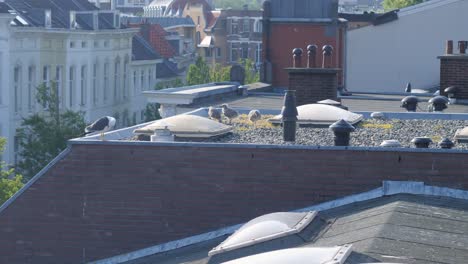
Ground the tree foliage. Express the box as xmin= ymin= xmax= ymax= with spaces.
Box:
xmin=144 ymin=103 xmax=162 ymax=123
xmin=214 ymin=0 xmax=262 ymax=10
xmin=186 ymin=57 xmax=212 ymax=86
xmin=0 ymin=138 xmax=23 ymax=205
xmin=240 ymin=58 xmax=260 ymax=84
xmin=210 ymin=63 xmax=231 ymax=82
xmin=16 ymin=83 xmax=86 ymax=180
xmin=154 ymin=78 xmax=184 ymax=90
xmin=383 ymin=0 xmax=424 ymax=10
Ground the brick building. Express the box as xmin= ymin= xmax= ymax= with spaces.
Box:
xmin=262 ymin=0 xmax=346 ymax=88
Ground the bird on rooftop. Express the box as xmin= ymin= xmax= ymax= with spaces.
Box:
xmin=248 ymin=109 xmax=261 ymax=127
xmin=208 ymin=106 xmax=222 ymax=123
xmin=84 ymin=116 xmax=116 ymax=141
xmin=221 ymin=104 xmax=238 ymax=124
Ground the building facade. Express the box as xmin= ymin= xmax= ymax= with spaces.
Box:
xmin=0 ymin=0 xmax=161 ymax=165
xmin=202 ymin=8 xmax=263 ymax=67
xmin=262 ymin=0 xmax=347 ymax=88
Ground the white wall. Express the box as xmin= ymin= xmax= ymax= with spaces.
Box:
xmin=346 ymin=0 xmax=468 ymax=93
xmin=0 ymin=15 xmax=12 ymax=164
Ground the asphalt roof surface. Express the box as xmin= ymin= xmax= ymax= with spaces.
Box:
xmin=120 ymin=194 xmax=468 ymax=264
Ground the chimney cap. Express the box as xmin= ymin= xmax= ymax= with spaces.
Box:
xmin=439 ymin=138 xmax=455 ymax=149
xmin=329 ymin=119 xmax=355 ymax=133
xmin=444 ymin=86 xmax=458 ymax=94
xmin=429 ymin=96 xmax=449 ymax=104
xmin=292 ymin=48 xmax=303 ymax=56
xmin=307 ymin=44 xmax=318 ymax=52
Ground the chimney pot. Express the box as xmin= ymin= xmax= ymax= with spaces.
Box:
xmin=307 ymin=44 xmax=318 ymax=68
xmin=322 ymin=45 xmax=334 ymax=68
xmin=458 ymin=41 xmax=467 ymax=54
xmin=446 ymin=40 xmax=453 ymax=54
xmin=281 ymin=90 xmax=298 ymax=142
xmin=292 ymin=48 xmax=303 ymax=68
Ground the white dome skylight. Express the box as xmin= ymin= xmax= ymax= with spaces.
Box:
xmin=220 ymin=245 xmax=353 ymax=264
xmin=209 ymin=212 xmax=317 ymax=256
xmin=269 ymin=104 xmax=363 ymax=125
xmin=134 ymin=114 xmax=232 ymax=138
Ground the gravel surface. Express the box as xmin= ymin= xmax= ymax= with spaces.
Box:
xmin=202 ymin=115 xmax=468 ymax=150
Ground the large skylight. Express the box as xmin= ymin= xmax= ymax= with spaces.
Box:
xmin=133 ymin=114 xmax=233 ymax=138
xmin=220 ymin=245 xmax=353 ymax=264
xmin=269 ymin=104 xmax=363 ymax=125
xmin=209 ymin=212 xmax=317 ymax=256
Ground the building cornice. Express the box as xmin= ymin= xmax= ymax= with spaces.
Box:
xmin=11 ymin=27 xmax=139 ymax=36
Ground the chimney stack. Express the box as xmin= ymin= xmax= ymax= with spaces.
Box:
xmin=439 ymin=40 xmax=468 ymax=101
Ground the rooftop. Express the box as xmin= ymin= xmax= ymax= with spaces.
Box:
xmin=93 ymin=181 xmax=468 ymax=264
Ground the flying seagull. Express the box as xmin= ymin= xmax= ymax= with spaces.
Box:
xmin=208 ymin=106 xmax=222 ymax=122
xmin=248 ymin=109 xmax=261 ymax=127
xmin=221 ymin=104 xmax=238 ymax=124
xmin=85 ymin=116 xmax=116 ymax=140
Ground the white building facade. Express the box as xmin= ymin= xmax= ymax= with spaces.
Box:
xmin=0 ymin=7 xmax=160 ymax=165
xmin=346 ymin=0 xmax=468 ymax=93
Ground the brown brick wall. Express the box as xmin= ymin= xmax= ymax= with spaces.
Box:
xmin=1 ymin=143 xmax=468 ymax=263
xmin=287 ymin=68 xmax=338 ymax=105
xmin=265 ymin=23 xmax=345 ymax=88
xmin=439 ymin=56 xmax=468 ymax=99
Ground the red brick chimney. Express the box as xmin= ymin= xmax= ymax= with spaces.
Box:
xmin=439 ymin=40 xmax=468 ymax=100
xmin=285 ymin=45 xmax=339 ymax=106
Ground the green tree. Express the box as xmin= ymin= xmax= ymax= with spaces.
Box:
xmin=214 ymin=0 xmax=261 ymax=10
xmin=0 ymin=138 xmax=23 ymax=205
xmin=383 ymin=0 xmax=424 ymax=10
xmin=154 ymin=78 xmax=184 ymax=90
xmin=240 ymin=58 xmax=260 ymax=84
xmin=210 ymin=63 xmax=231 ymax=82
xmin=16 ymin=83 xmax=86 ymax=180
xmin=144 ymin=103 xmax=162 ymax=122
xmin=186 ymin=57 xmax=212 ymax=85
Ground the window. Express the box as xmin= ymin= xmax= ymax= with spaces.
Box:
xmin=256 ymin=43 xmax=263 ymax=64
xmin=148 ymin=68 xmax=152 ymax=90
xmin=242 ymin=43 xmax=249 ymax=59
xmin=140 ymin=70 xmax=145 ymax=91
xmin=70 ymin=41 xmax=76 ymax=48
xmin=14 ymin=66 xmax=21 ymax=113
xmin=133 ymin=70 xmax=137 ymax=93
xmin=216 ymin=47 xmax=222 ymax=58
xmin=114 ymin=60 xmax=120 ymax=101
xmin=55 ymin=66 xmax=63 ymax=107
xmin=69 ymin=66 xmax=75 ymax=108
xmin=28 ymin=66 xmax=36 ymax=112
xmin=104 ymin=62 xmax=109 ymax=102
xmin=81 ymin=41 xmax=87 ymax=48
xmin=243 ymin=19 xmax=250 ymax=33
xmin=197 ymin=16 xmax=200 ymax=25
xmin=93 ymin=63 xmax=98 ymax=105
xmin=94 ymin=41 xmax=99 ymax=48
xmin=254 ymin=19 xmax=262 ymax=33
xmin=123 ymin=61 xmax=129 ymax=99
xmin=80 ymin=65 xmax=87 ymax=106
xmin=231 ymin=19 xmax=239 ymax=34
xmin=206 ymin=48 xmax=212 ymax=57
xmin=230 ymin=43 xmax=239 ymax=62
xmin=43 ymin=66 xmax=50 ymax=87
xmin=196 ymin=31 xmax=201 ymax=45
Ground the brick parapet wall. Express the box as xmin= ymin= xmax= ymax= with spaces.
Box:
xmin=286 ymin=68 xmax=339 ymax=105
xmin=1 ymin=143 xmax=468 ymax=263
xmin=439 ymin=55 xmax=468 ymax=99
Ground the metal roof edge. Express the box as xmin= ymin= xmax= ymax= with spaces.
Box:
xmin=0 ymin=147 xmax=72 ymax=214
xmin=90 ymin=181 xmax=468 ymax=264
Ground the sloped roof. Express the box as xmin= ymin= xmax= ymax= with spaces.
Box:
xmin=114 ymin=192 xmax=468 ymax=264
xmin=156 ymin=59 xmax=180 ymax=78
xmin=121 ymin=16 xmax=195 ymax=28
xmin=132 ymin=35 xmax=162 ymax=61
xmin=0 ymin=2 xmax=12 ymax=14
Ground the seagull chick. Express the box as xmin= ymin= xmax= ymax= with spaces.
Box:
xmin=208 ymin=106 xmax=222 ymax=122
xmin=85 ymin=116 xmax=116 ymax=141
xmin=221 ymin=104 xmax=238 ymax=124
xmin=248 ymin=109 xmax=261 ymax=127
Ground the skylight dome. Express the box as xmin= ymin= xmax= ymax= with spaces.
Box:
xmin=220 ymin=245 xmax=353 ymax=264
xmin=269 ymin=104 xmax=363 ymax=126
xmin=209 ymin=212 xmax=317 ymax=256
xmin=134 ymin=114 xmax=232 ymax=138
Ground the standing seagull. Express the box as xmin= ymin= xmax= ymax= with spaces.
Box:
xmin=248 ymin=109 xmax=262 ymax=127
xmin=208 ymin=106 xmax=222 ymax=123
xmin=221 ymin=104 xmax=238 ymax=124
xmin=85 ymin=116 xmax=116 ymax=140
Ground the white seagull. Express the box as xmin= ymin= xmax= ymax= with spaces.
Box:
xmin=85 ymin=116 xmax=116 ymax=140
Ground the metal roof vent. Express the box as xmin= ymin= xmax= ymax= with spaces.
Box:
xmin=401 ymin=96 xmax=419 ymax=112
xmin=209 ymin=212 xmax=317 ymax=257
xmin=455 ymin=127 xmax=468 ymax=143
xmin=220 ymin=245 xmax=353 ymax=264
xmin=269 ymin=104 xmax=363 ymax=126
xmin=411 ymin=137 xmax=432 ymax=148
xmin=134 ymin=115 xmax=233 ymax=139
xmin=428 ymin=96 xmax=449 ymax=112
xmin=380 ymin=140 xmax=402 ymax=148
